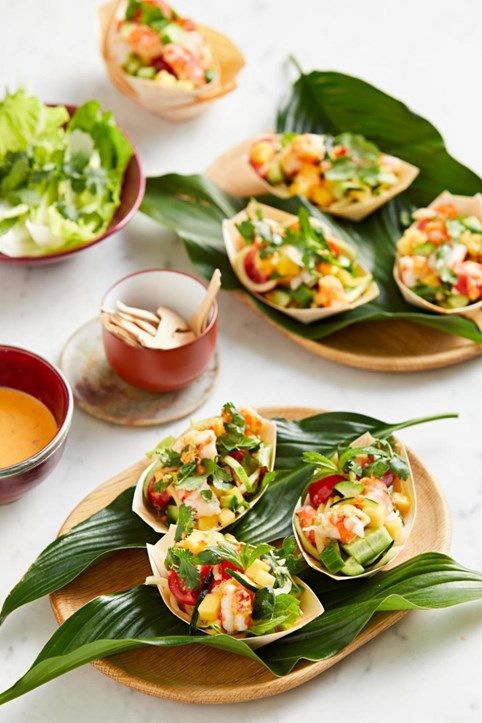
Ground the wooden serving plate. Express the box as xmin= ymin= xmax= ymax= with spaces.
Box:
xmin=51 ymin=407 xmax=451 ymax=704
xmin=206 ymin=144 xmax=482 ymax=372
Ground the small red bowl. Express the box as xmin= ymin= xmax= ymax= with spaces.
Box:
xmin=0 ymin=103 xmax=145 ymax=265
xmin=0 ymin=346 xmax=74 ymax=503
xmin=102 ymin=269 xmax=218 ymax=392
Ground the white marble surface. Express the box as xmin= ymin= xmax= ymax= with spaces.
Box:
xmin=1 ymin=0 xmax=482 ymax=720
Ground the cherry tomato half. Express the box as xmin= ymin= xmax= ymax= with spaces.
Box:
xmin=244 ymin=248 xmax=270 ymax=284
xmin=229 ymin=448 xmax=246 ymax=463
xmin=218 ymin=560 xmax=242 ymax=580
xmin=146 ymin=478 xmax=172 ymax=511
xmin=168 ymin=565 xmax=211 ymax=606
xmin=309 ymin=474 xmax=346 ymax=507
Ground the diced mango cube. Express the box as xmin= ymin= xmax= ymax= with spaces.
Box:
xmin=218 ymin=508 xmax=236 ymax=527
xmin=392 ymin=492 xmax=411 ymax=515
xmin=250 ymin=568 xmax=276 ymax=588
xmin=250 ymin=141 xmax=275 ymax=166
xmin=198 ymin=593 xmax=221 ymax=623
xmin=197 ymin=515 xmax=220 ymax=531
xmin=182 ymin=530 xmax=210 ymax=554
xmin=245 ymin=558 xmax=270 ymax=580
xmin=310 ymin=185 xmax=334 ymax=207
xmin=385 ymin=517 xmax=405 ymax=545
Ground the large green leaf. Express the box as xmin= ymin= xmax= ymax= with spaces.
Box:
xmin=277 ymin=65 xmax=482 ymax=206
xmin=0 ymin=412 xmax=455 ymax=620
xmin=1 ymin=553 xmax=481 ymax=705
xmin=141 ymin=174 xmax=482 ymax=344
xmin=0 ymin=488 xmax=158 ymax=626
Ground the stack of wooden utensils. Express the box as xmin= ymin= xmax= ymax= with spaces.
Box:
xmin=101 ymin=270 xmax=221 ymax=350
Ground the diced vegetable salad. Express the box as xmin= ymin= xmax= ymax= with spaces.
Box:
xmin=249 ymin=132 xmax=403 ymax=209
xmin=163 ymin=529 xmax=303 ymax=635
xmin=295 ymin=437 xmax=412 ymax=577
xmin=235 ymin=203 xmax=373 ymax=308
xmin=118 ymin=0 xmax=215 ymax=89
xmin=0 ymin=91 xmax=133 ymax=257
xmin=143 ymin=403 xmax=275 ymax=530
xmin=397 ymin=201 xmax=482 ymax=308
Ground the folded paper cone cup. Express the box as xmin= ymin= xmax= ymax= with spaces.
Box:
xmin=394 ymin=190 xmax=482 ymax=319
xmin=133 ymin=409 xmax=277 ymax=534
xmin=146 ymin=525 xmax=324 ymax=649
xmin=223 ymin=201 xmax=379 ymax=324
xmin=99 ymin=2 xmax=244 ymax=121
xmin=206 ymin=134 xmax=419 ymax=219
xmin=293 ymin=432 xmax=417 ymax=581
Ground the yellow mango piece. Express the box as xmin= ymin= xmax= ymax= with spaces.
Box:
xmin=251 ymin=568 xmax=276 ymax=588
xmin=198 ymin=593 xmax=221 ymax=623
xmin=218 ymin=508 xmax=236 ymax=527
xmin=245 ymin=559 xmax=270 ymax=580
xmin=392 ymin=492 xmax=411 ymax=515
xmin=197 ymin=515 xmax=220 ymax=531
xmin=385 ymin=517 xmax=405 ymax=545
xmin=276 ymin=255 xmax=300 ymax=277
xmin=250 ymin=141 xmax=275 ymax=166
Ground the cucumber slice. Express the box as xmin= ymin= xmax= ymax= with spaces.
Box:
xmin=446 ymin=293 xmax=469 ymax=309
xmin=266 ymin=161 xmax=284 ymax=185
xmin=340 ymin=556 xmax=365 ymax=576
xmin=334 ymin=481 xmax=364 ymax=497
xmin=226 ymin=568 xmax=259 ymax=592
xmin=266 ymin=289 xmax=291 ymax=308
xmin=342 ymin=527 xmax=393 ymax=566
xmin=319 ymin=541 xmax=345 ymax=573
xmin=166 ymin=505 xmax=179 ymax=523
xmin=331 ymin=496 xmax=356 ymax=506
xmin=137 ymin=66 xmax=156 ymax=79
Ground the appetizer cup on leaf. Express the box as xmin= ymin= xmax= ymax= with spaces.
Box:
xmin=246 ymin=132 xmax=419 ymax=221
xmin=99 ymin=0 xmax=244 ymax=121
xmin=223 ymin=201 xmax=379 ymax=323
xmin=293 ymin=433 xmax=416 ymax=580
xmin=133 ymin=403 xmax=276 ymax=533
xmin=394 ymin=191 xmax=482 ymax=318
xmin=146 ymin=525 xmax=323 ymax=649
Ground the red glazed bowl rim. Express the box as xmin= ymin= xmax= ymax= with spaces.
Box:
xmin=0 ymin=102 xmax=145 ymax=265
xmin=102 ymin=267 xmax=219 ymax=354
xmin=0 ymin=345 xmax=74 ymax=478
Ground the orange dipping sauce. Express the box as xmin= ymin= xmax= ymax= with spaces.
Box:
xmin=0 ymin=387 xmax=58 ymax=469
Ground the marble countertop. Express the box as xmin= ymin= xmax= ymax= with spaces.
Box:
xmin=1 ymin=0 xmax=481 ymax=721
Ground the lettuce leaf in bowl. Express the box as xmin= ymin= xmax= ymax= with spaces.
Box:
xmin=0 ymin=91 xmax=133 ymax=257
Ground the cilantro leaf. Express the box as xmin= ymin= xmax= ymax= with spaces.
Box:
xmin=164 ymin=547 xmax=200 ymax=590
xmin=174 ymin=504 xmax=195 ymax=542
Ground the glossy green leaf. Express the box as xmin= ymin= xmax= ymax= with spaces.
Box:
xmin=0 ymin=488 xmax=158 ymax=625
xmin=141 ymin=174 xmax=482 ymax=344
xmin=1 ymin=553 xmax=481 ymax=705
xmin=0 ymin=412 xmax=456 ymax=620
xmin=277 ymin=66 xmax=482 ymax=206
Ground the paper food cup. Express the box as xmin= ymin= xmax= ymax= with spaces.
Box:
xmin=206 ymin=134 xmax=419 ymax=220
xmin=146 ymin=525 xmax=324 ymax=649
xmin=394 ymin=190 xmax=482 ymax=319
xmin=99 ymin=1 xmax=244 ymax=121
xmin=132 ymin=409 xmax=277 ymax=534
xmin=292 ymin=432 xmax=417 ymax=581
xmin=223 ymin=201 xmax=379 ymax=324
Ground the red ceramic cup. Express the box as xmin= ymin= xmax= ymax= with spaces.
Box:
xmin=102 ymin=269 xmax=218 ymax=392
xmin=0 ymin=346 xmax=74 ymax=504
xmin=0 ymin=104 xmax=145 ymax=265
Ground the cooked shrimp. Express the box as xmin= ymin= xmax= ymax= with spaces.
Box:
xmin=161 ymin=44 xmax=206 ymax=86
xmin=172 ymin=429 xmax=217 ymax=462
xmin=217 ymin=580 xmax=253 ymax=633
xmin=360 ymin=477 xmax=394 ymax=516
xmin=123 ymin=24 xmax=164 ymax=62
xmin=314 ymin=275 xmax=347 ymax=307
xmin=179 ymin=480 xmax=221 ymax=518
xmin=325 ymin=504 xmax=371 ymax=544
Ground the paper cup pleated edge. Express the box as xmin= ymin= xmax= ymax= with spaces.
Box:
xmin=146 ymin=525 xmax=324 ymax=649
xmin=132 ymin=410 xmax=277 ymax=534
xmin=223 ymin=200 xmax=379 ymax=324
xmin=292 ymin=432 xmax=417 ymax=581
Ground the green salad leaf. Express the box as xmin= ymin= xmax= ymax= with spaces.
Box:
xmin=0 ymin=91 xmax=133 ymax=257
xmin=1 ymin=553 xmax=482 ymax=705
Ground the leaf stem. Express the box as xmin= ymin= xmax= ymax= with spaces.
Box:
xmin=382 ymin=412 xmax=459 ymax=437
xmin=288 ymin=55 xmax=304 ymax=76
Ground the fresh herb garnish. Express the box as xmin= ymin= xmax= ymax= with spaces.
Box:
xmin=164 ymin=547 xmax=200 ymax=590
xmin=189 ymin=569 xmax=214 ymax=635
xmin=174 ymin=504 xmax=195 ymax=542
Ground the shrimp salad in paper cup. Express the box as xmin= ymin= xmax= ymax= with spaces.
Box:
xmin=395 ymin=191 xmax=482 ymax=314
xmin=146 ymin=525 xmax=323 ymax=648
xmin=133 ymin=403 xmax=276 ymax=533
xmin=223 ymin=201 xmax=378 ymax=323
xmin=113 ymin=0 xmax=215 ymax=90
xmin=248 ymin=132 xmax=419 ymax=220
xmin=293 ymin=433 xmax=416 ymax=579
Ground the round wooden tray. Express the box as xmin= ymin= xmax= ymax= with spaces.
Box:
xmin=50 ymin=407 xmax=451 ymax=704
xmin=206 ymin=142 xmax=482 ymax=373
